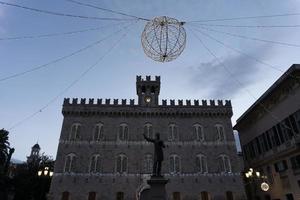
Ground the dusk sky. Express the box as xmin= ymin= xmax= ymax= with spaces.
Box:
xmin=1 ymin=0 xmax=300 ymax=161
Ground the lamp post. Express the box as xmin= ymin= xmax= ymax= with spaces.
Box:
xmin=37 ymin=167 xmax=53 ymax=200
xmin=244 ymin=168 xmax=269 ymax=199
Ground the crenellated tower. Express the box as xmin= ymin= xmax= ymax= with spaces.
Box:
xmin=136 ymin=75 xmax=160 ymax=106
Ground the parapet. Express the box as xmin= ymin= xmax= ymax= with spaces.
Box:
xmin=63 ymin=98 xmax=136 ymax=106
xmin=160 ymin=99 xmax=231 ymax=107
xmin=64 ymin=98 xmax=231 ymax=107
xmin=136 ymin=75 xmax=160 ymax=82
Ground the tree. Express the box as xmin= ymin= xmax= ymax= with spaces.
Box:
xmin=0 ymin=129 xmax=10 ymax=170
xmin=0 ymin=129 xmax=14 ymax=200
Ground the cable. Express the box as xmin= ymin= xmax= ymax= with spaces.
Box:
xmin=0 ymin=1 xmax=135 ymax=21
xmin=189 ymin=25 xmax=300 ymax=81
xmin=190 ymin=24 xmax=300 ymax=48
xmin=8 ymin=21 xmax=137 ymax=130
xmin=65 ymin=0 xmax=150 ymax=21
xmin=0 ymin=22 xmax=126 ymax=41
xmin=188 ymin=12 xmax=300 ymax=23
xmin=0 ymin=22 xmax=132 ymax=82
xmin=187 ymin=23 xmax=300 ymax=28
xmin=189 ymin=26 xmax=297 ymax=134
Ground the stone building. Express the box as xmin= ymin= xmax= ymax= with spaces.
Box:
xmin=234 ymin=64 xmax=300 ymax=200
xmin=49 ymin=76 xmax=246 ymax=200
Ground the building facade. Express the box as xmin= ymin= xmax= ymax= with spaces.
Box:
xmin=234 ymin=64 xmax=300 ymax=200
xmin=49 ymin=76 xmax=246 ymax=200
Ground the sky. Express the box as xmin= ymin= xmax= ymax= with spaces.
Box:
xmin=1 ymin=0 xmax=300 ymax=161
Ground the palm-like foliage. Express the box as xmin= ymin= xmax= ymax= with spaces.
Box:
xmin=0 ymin=129 xmax=10 ymax=167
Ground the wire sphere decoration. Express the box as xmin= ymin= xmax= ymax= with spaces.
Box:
xmin=141 ymin=16 xmax=186 ymax=62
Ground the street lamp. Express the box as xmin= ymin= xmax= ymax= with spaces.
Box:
xmin=244 ymin=168 xmax=269 ymax=192
xmin=37 ymin=166 xmax=54 ymax=200
xmin=38 ymin=167 xmax=53 ymax=177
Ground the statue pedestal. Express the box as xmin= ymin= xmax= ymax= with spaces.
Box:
xmin=143 ymin=176 xmax=168 ymax=200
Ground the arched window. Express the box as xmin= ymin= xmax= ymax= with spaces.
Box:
xmin=173 ymin=192 xmax=181 ymax=200
xmin=93 ymin=123 xmax=104 ymax=141
xmin=116 ymin=154 xmax=127 ymax=173
xmin=69 ymin=123 xmax=81 ymax=140
xmin=144 ymin=154 xmax=153 ymax=173
xmin=170 ymin=154 xmax=180 ymax=173
xmin=119 ymin=123 xmax=129 ymax=141
xmin=116 ymin=192 xmax=124 ymax=200
xmin=194 ymin=124 xmax=204 ymax=141
xmin=89 ymin=154 xmax=101 ymax=173
xmin=64 ymin=153 xmax=77 ymax=173
xmin=168 ymin=123 xmax=178 ymax=141
xmin=196 ymin=154 xmax=208 ymax=173
xmin=218 ymin=154 xmax=231 ymax=173
xmin=88 ymin=192 xmax=96 ymax=200
xmin=200 ymin=191 xmax=211 ymax=200
xmin=144 ymin=123 xmax=153 ymax=138
xmin=215 ymin=124 xmax=225 ymax=141
xmin=61 ymin=191 xmax=69 ymax=200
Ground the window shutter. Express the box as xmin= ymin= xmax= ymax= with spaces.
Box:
xmin=116 ymin=157 xmax=121 ymax=172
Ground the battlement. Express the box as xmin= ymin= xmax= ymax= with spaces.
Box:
xmin=63 ymin=98 xmax=231 ymax=107
xmin=136 ymin=75 xmax=160 ymax=82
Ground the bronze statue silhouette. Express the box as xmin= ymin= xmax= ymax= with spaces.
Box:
xmin=143 ymin=132 xmax=165 ymax=177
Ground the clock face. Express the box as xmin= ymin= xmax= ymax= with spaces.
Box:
xmin=145 ymin=96 xmax=151 ymax=103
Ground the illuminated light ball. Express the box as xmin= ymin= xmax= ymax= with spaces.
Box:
xmin=141 ymin=16 xmax=186 ymax=62
xmin=261 ymin=182 xmax=269 ymax=191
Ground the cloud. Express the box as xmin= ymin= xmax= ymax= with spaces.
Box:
xmin=187 ymin=44 xmax=272 ymax=99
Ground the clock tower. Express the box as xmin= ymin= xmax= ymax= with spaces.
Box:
xmin=136 ymin=75 xmax=160 ymax=106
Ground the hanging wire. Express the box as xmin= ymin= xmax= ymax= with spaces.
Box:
xmin=188 ymin=12 xmax=300 ymax=23
xmin=188 ymin=25 xmax=300 ymax=81
xmin=189 ymin=26 xmax=298 ymax=134
xmin=186 ymin=23 xmax=300 ymax=28
xmin=0 ymin=1 xmax=135 ymax=21
xmin=190 ymin=24 xmax=300 ymax=48
xmin=65 ymin=0 xmax=150 ymax=21
xmin=0 ymin=22 xmax=132 ymax=82
xmin=0 ymin=22 xmax=126 ymax=41
xmin=8 ymin=20 xmax=137 ymax=131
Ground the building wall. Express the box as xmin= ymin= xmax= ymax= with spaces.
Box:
xmin=49 ymin=76 xmax=246 ymax=200
xmin=235 ymin=66 xmax=300 ymax=200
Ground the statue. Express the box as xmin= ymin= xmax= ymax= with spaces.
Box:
xmin=143 ymin=133 xmax=165 ymax=177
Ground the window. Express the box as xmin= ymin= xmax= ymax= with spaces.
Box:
xmin=61 ymin=191 xmax=69 ymax=200
xmin=119 ymin=123 xmax=128 ymax=141
xmin=168 ymin=123 xmax=178 ymax=141
xmin=286 ymin=194 xmax=294 ymax=200
xmin=88 ymin=192 xmax=96 ymax=200
xmin=295 ymin=110 xmax=300 ymax=133
xmin=69 ymin=123 xmax=81 ymax=140
xmin=144 ymin=123 xmax=153 ymax=138
xmin=290 ymin=155 xmax=300 ymax=169
xmin=196 ymin=154 xmax=208 ymax=173
xmin=194 ymin=124 xmax=204 ymax=141
xmin=116 ymin=192 xmax=124 ymax=200
xmin=144 ymin=154 xmax=153 ymax=173
xmin=64 ymin=153 xmax=76 ymax=173
xmin=200 ymin=191 xmax=211 ymax=200
xmin=218 ymin=154 xmax=231 ymax=173
xmin=93 ymin=123 xmax=104 ymax=141
xmin=173 ymin=192 xmax=181 ymax=200
xmin=89 ymin=154 xmax=101 ymax=173
xmin=170 ymin=155 xmax=180 ymax=173
xmin=215 ymin=124 xmax=225 ymax=141
xmin=274 ymin=160 xmax=288 ymax=172
xmin=226 ymin=191 xmax=234 ymax=200
xmin=116 ymin=154 xmax=127 ymax=173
